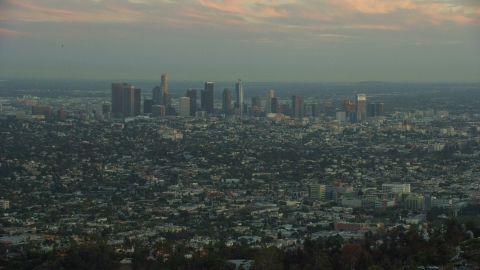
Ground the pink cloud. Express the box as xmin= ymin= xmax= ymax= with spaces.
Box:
xmin=0 ymin=0 xmax=477 ymax=37
xmin=197 ymin=0 xmax=289 ymax=18
xmin=0 ymin=27 xmax=23 ymax=35
xmin=338 ymin=0 xmax=415 ymax=14
xmin=2 ymin=0 xmax=143 ymax=23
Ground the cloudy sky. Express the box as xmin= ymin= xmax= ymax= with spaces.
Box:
xmin=0 ymin=0 xmax=479 ymax=82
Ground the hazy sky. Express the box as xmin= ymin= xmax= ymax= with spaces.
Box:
xmin=0 ymin=0 xmax=479 ymax=82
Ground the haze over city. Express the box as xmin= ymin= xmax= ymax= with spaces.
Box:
xmin=0 ymin=0 xmax=479 ymax=82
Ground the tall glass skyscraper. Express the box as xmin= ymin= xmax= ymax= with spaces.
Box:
xmin=356 ymin=93 xmax=367 ymax=121
xmin=265 ymin=89 xmax=274 ymax=115
xmin=222 ymin=88 xmax=231 ymax=115
xmin=235 ymin=79 xmax=243 ymax=116
xmin=202 ymin=82 xmax=214 ymax=114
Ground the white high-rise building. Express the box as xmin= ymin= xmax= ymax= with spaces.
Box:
xmin=235 ymin=79 xmax=244 ymax=115
xmin=86 ymin=102 xmax=93 ymax=117
xmin=265 ymin=89 xmax=274 ymax=114
xmin=179 ymin=97 xmax=190 ymax=117
xmin=336 ymin=111 xmax=346 ymax=122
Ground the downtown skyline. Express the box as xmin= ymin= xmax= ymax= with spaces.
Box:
xmin=0 ymin=0 xmax=479 ymax=83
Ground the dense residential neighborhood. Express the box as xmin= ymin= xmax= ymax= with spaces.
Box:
xmin=0 ymin=82 xmax=480 ymax=269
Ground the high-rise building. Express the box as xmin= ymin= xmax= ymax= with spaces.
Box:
xmin=152 ymin=86 xmax=161 ymax=105
xmin=356 ymin=94 xmax=367 ymax=121
xmin=152 ymin=73 xmax=171 ymax=106
xmin=143 ymin=99 xmax=155 ymax=114
xmin=291 ymin=95 xmax=302 ymax=119
xmin=161 ymin=73 xmax=168 ymax=94
xmin=235 ymin=79 xmax=244 ymax=115
xmin=201 ymin=82 xmax=214 ymax=114
xmin=271 ymin=98 xmax=280 ymax=113
xmin=102 ymin=103 xmax=111 ymax=114
xmin=265 ymin=90 xmax=274 ymax=115
xmin=186 ymin=89 xmax=197 ymax=116
xmin=57 ymin=109 xmax=67 ymax=121
xmin=367 ymin=103 xmax=376 ymax=118
xmin=376 ymin=103 xmax=385 ymax=116
xmin=336 ymin=111 xmax=346 ymax=122
xmin=112 ymin=83 xmax=125 ymax=116
xmin=112 ymin=83 xmax=136 ymax=118
xmin=222 ymin=88 xmax=231 ymax=115
xmin=323 ymin=100 xmax=334 ymax=116
xmin=86 ymin=103 xmax=93 ymax=117
xmin=179 ymin=97 xmax=190 ymax=117
xmin=134 ymin=88 xmax=141 ymax=116
xmin=123 ymin=85 xmax=135 ymax=117
xmin=311 ymin=103 xmax=321 ymax=117
xmin=342 ymin=100 xmax=355 ymax=112
xmin=44 ymin=110 xmax=54 ymax=120
xmin=151 ymin=105 xmax=165 ymax=117
xmin=251 ymin=96 xmax=261 ymax=110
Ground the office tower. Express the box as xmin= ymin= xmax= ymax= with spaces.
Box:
xmin=251 ymin=96 xmax=261 ymax=109
xmin=356 ymin=94 xmax=367 ymax=121
xmin=323 ymin=100 xmax=334 ymax=116
xmin=349 ymin=111 xmax=357 ymax=122
xmin=144 ymin=99 xmax=155 ymax=114
xmin=186 ymin=89 xmax=197 ymax=116
xmin=311 ymin=103 xmax=321 ymax=117
xmin=152 ymin=73 xmax=171 ymax=106
xmin=201 ymin=82 xmax=214 ymax=114
xmin=336 ymin=111 xmax=346 ymax=122
xmin=134 ymin=88 xmax=141 ymax=116
xmin=222 ymin=88 xmax=231 ymax=115
xmin=102 ymin=104 xmax=111 ymax=114
xmin=166 ymin=106 xmax=176 ymax=116
xmin=57 ymin=109 xmax=67 ymax=120
xmin=235 ymin=79 xmax=244 ymax=115
xmin=265 ymin=90 xmax=274 ymax=114
xmin=301 ymin=102 xmax=307 ymax=118
xmin=86 ymin=103 xmax=93 ymax=117
xmin=32 ymin=105 xmax=50 ymax=115
xmin=291 ymin=95 xmax=302 ymax=119
xmin=161 ymin=73 xmax=168 ymax=93
xmin=161 ymin=73 xmax=171 ymax=106
xmin=44 ymin=110 xmax=54 ymax=120
xmin=122 ymin=85 xmax=135 ymax=117
xmin=111 ymin=83 xmax=125 ymax=116
xmin=152 ymin=86 xmax=161 ymax=105
xmin=179 ymin=97 xmax=190 ymax=117
xmin=152 ymin=105 xmax=165 ymax=117
xmin=112 ymin=83 xmax=136 ymax=118
xmin=367 ymin=103 xmax=376 ymax=117
xmin=376 ymin=103 xmax=385 ymax=116
xmin=271 ymin=97 xmax=279 ymax=113
xmin=342 ymin=100 xmax=355 ymax=112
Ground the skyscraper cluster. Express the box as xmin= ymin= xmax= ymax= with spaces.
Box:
xmin=110 ymin=74 xmax=383 ymax=121
xmin=111 ymin=83 xmax=142 ymax=118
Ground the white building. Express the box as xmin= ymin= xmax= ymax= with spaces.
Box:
xmin=382 ymin=183 xmax=411 ymax=193
xmin=265 ymin=89 xmax=274 ymax=114
xmin=0 ymin=200 xmax=9 ymax=209
xmin=179 ymin=97 xmax=190 ymax=117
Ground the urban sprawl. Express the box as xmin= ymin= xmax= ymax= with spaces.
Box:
xmin=0 ymin=76 xmax=480 ymax=270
